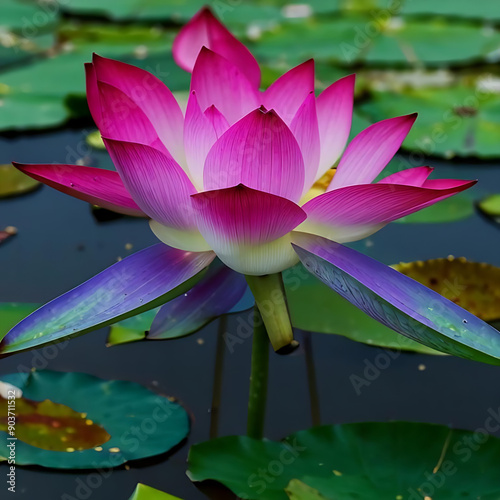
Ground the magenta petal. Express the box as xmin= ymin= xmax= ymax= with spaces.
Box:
xmin=93 ymin=54 xmax=185 ymax=166
xmin=290 ymin=92 xmax=320 ymax=192
xmin=173 ymin=7 xmax=260 ymax=88
xmin=104 ymin=138 xmax=197 ymax=229
xmin=191 ymin=185 xmax=306 ymax=275
xmin=315 ymin=74 xmax=355 ymax=179
xmin=191 ymin=47 xmax=259 ymax=125
xmin=12 ymin=162 xmax=146 ymax=217
xmin=184 ymin=92 xmax=229 ymax=189
xmin=85 ymin=63 xmax=102 ymax=129
xmin=203 ymin=108 xmax=305 ymax=202
xmin=329 ymin=114 xmax=417 ymax=190
xmin=0 ymin=245 xmax=215 ymax=354
xmin=379 ymin=166 xmax=433 ymax=186
xmin=301 ymin=180 xmax=476 ymax=242
xmin=149 ymin=261 xmax=248 ymax=339
xmin=96 ymin=81 xmax=167 ymax=154
xmin=262 ymin=59 xmax=315 ymax=125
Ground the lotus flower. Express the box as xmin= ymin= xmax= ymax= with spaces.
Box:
xmin=3 ymin=8 xmax=500 ymax=365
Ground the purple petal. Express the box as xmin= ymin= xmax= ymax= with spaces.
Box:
xmin=292 ymin=233 xmax=500 ymax=365
xmin=149 ymin=261 xmax=248 ymax=339
xmin=0 ymin=245 xmax=215 ymax=354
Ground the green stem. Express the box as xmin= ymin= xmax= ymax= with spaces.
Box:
xmin=247 ymin=307 xmax=269 ymax=440
xmin=209 ymin=315 xmax=227 ymax=440
xmin=245 ymin=273 xmax=294 ymax=352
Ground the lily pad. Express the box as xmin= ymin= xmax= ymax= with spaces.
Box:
xmin=252 ymin=16 xmax=500 ymax=67
xmin=393 ymin=193 xmax=474 ymax=224
xmin=0 ymin=303 xmax=38 ymax=338
xmin=0 ymin=164 xmax=40 ymax=198
xmin=477 ymin=194 xmax=500 ymax=223
xmin=393 ymin=257 xmax=500 ymax=322
xmin=359 ymin=84 xmax=500 ymax=158
xmin=107 ymin=308 xmax=158 ymax=346
xmin=400 ymin=0 xmax=500 ymax=22
xmin=0 ymin=24 xmax=186 ymax=131
xmin=0 ymin=370 xmax=189 ymax=468
xmin=188 ymin=421 xmax=500 ymax=499
xmin=284 ymin=265 xmax=442 ymax=354
xmin=0 ymin=393 xmax=111 ymax=451
xmin=285 ymin=480 xmax=326 ymax=500
xmin=129 ymin=483 xmax=182 ymax=500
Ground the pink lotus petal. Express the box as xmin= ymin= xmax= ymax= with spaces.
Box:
xmin=173 ymin=6 xmax=260 ymax=88
xmin=85 ymin=63 xmax=102 ymax=128
xmin=203 ymin=108 xmax=305 ymax=202
xmin=191 ymin=184 xmax=306 ymax=275
xmin=92 ymin=54 xmax=186 ymax=167
xmin=96 ymin=81 xmax=168 ymax=155
xmin=300 ymin=180 xmax=476 ymax=242
xmin=315 ymin=74 xmax=355 ymax=180
xmin=191 ymin=47 xmax=259 ymax=125
xmin=184 ymin=92 xmax=229 ymax=190
xmin=328 ymin=113 xmax=417 ymax=190
xmin=290 ymin=92 xmax=320 ymax=193
xmin=103 ymin=138 xmax=197 ymax=229
xmin=12 ymin=162 xmax=146 ymax=217
xmin=379 ymin=166 xmax=433 ymax=186
xmin=262 ymin=59 xmax=315 ymax=125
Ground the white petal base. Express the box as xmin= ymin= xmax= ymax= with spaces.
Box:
xmin=150 ymin=220 xmax=212 ymax=252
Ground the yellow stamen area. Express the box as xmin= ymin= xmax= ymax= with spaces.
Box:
xmin=300 ymin=169 xmax=336 ymax=205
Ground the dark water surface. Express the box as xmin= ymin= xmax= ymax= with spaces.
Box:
xmin=1 ymin=129 xmax=499 ymax=499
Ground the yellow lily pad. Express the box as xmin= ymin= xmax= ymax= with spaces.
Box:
xmin=393 ymin=257 xmax=500 ymax=322
xmin=0 ymin=164 xmax=40 ymax=198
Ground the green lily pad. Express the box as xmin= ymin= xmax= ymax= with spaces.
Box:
xmin=252 ymin=15 xmax=500 ymax=67
xmin=107 ymin=308 xmax=158 ymax=346
xmin=0 ymin=23 xmax=186 ymax=131
xmin=285 ymin=480 xmax=327 ymax=500
xmin=0 ymin=393 xmax=111 ymax=451
xmin=188 ymin=421 xmax=500 ymax=499
xmin=129 ymin=483 xmax=182 ymax=500
xmin=0 ymin=164 xmax=40 ymax=198
xmin=0 ymin=303 xmax=38 ymax=338
xmin=394 ymin=193 xmax=474 ymax=223
xmin=359 ymin=84 xmax=500 ymax=158
xmin=0 ymin=0 xmax=58 ymax=32
xmin=0 ymin=370 xmax=189 ymax=468
xmin=400 ymin=0 xmax=500 ymax=22
xmin=477 ymin=194 xmax=500 ymax=223
xmin=284 ymin=265 xmax=442 ymax=354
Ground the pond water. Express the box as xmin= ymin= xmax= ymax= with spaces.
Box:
xmin=1 ymin=128 xmax=500 ymax=499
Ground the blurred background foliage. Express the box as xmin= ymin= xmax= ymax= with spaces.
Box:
xmin=1 ymin=0 xmax=500 ymax=159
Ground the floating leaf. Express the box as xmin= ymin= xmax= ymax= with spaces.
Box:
xmin=394 ymin=193 xmax=474 ymax=223
xmin=401 ymin=0 xmax=500 ymax=21
xmin=359 ymin=85 xmax=500 ymax=158
xmin=252 ymin=16 xmax=500 ymax=67
xmin=285 ymin=265 xmax=442 ymax=354
xmin=85 ymin=130 xmax=105 ymax=149
xmin=0 ymin=370 xmax=189 ymax=468
xmin=285 ymin=480 xmax=327 ymax=500
xmin=0 ymin=24 xmax=186 ymax=131
xmin=477 ymin=194 xmax=500 ymax=223
xmin=0 ymin=303 xmax=38 ymax=338
xmin=0 ymin=394 xmax=110 ymax=451
xmin=107 ymin=308 xmax=158 ymax=346
xmin=129 ymin=483 xmax=182 ymax=500
xmin=0 ymin=164 xmax=40 ymax=198
xmin=393 ymin=257 xmax=500 ymax=322
xmin=188 ymin=422 xmax=500 ymax=499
